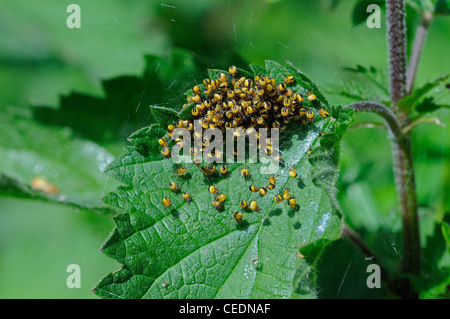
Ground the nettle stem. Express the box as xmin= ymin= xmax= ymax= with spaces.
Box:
xmin=391 ymin=134 xmax=420 ymax=279
xmin=386 ymin=0 xmax=407 ymax=106
xmin=344 ymin=102 xmax=400 ymax=135
xmin=406 ymin=12 xmax=433 ymax=94
xmin=344 ymin=0 xmax=422 ymax=298
xmin=386 ymin=0 xmax=421 ymax=292
xmin=345 ymin=100 xmax=420 ymax=298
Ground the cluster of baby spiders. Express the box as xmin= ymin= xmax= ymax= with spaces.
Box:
xmin=159 ymin=66 xmax=329 ymax=223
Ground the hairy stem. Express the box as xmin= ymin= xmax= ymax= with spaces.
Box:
xmin=386 ymin=0 xmax=408 ymax=108
xmin=342 ymin=0 xmax=422 ymax=299
xmin=386 ymin=1 xmax=421 ymax=294
xmin=391 ymin=134 xmax=420 ymax=278
xmin=341 ymin=224 xmax=387 ymax=275
xmin=406 ymin=12 xmax=433 ymax=94
xmin=344 ymin=101 xmax=401 ymax=136
xmin=345 ymin=99 xmax=420 ymax=297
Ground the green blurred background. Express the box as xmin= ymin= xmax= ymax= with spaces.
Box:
xmin=0 ymin=0 xmax=448 ymax=298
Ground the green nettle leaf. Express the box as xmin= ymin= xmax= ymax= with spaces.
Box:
xmin=416 ymin=222 xmax=450 ymax=298
xmin=94 ymin=61 xmax=352 ymax=299
xmin=324 ymin=81 xmax=368 ymax=102
xmin=249 ymin=64 xmax=269 ymax=78
xmin=0 ymin=173 xmax=115 ymax=214
xmin=324 ymin=65 xmax=391 ymax=105
xmin=397 ymin=74 xmax=449 ymax=111
xmin=343 ymin=65 xmax=390 ymax=97
xmin=150 ymin=106 xmax=180 ymax=128
xmin=178 ymin=103 xmax=195 ymax=121
xmin=414 ymin=97 xmax=450 ymax=114
xmin=291 ymin=238 xmax=329 ymax=298
xmin=0 ymin=111 xmax=120 ymax=210
xmin=32 ymin=49 xmax=206 ymax=148
xmin=127 ymin=124 xmax=166 ymax=147
xmin=208 ymin=69 xmax=231 ymax=82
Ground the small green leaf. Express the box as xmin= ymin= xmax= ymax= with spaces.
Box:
xmin=347 ymin=65 xmax=368 ymax=73
xmin=292 ymin=238 xmax=333 ymax=298
xmin=178 ymin=103 xmax=196 ymax=120
xmin=299 ymin=238 xmax=331 ymax=261
xmin=415 ymin=97 xmax=450 ymax=114
xmin=397 ymin=75 xmax=448 ymax=111
xmin=264 ymin=60 xmax=289 ymax=82
xmin=234 ymin=68 xmax=254 ymax=80
xmin=292 ymin=253 xmax=325 ymax=297
xmin=208 ymin=69 xmax=230 ymax=81
xmin=343 ymin=64 xmax=390 ymax=97
xmin=185 ymin=84 xmax=207 ymax=101
xmin=150 ymin=105 xmax=179 ymax=128
xmin=249 ymin=64 xmax=269 ymax=77
xmin=323 ymin=82 xmax=370 ymax=102
xmin=416 ymin=222 xmax=450 ymax=298
xmin=184 ymin=88 xmax=194 ymax=97
xmin=127 ymin=124 xmax=167 ymax=159
xmin=128 ymin=124 xmax=165 ymax=141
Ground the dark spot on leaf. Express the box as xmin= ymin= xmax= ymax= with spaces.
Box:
xmin=136 ymin=144 xmax=150 ymax=157
xmin=236 ymin=220 xmax=249 ymax=230
xmin=268 ymin=208 xmax=282 ymax=217
xmin=296 ymin=176 xmax=306 ymax=189
xmin=262 ymin=218 xmax=271 ymax=226
xmin=287 ymin=209 xmax=296 ymax=218
xmin=293 ymin=221 xmax=301 ymax=229
xmin=177 ymin=172 xmax=192 ymax=180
